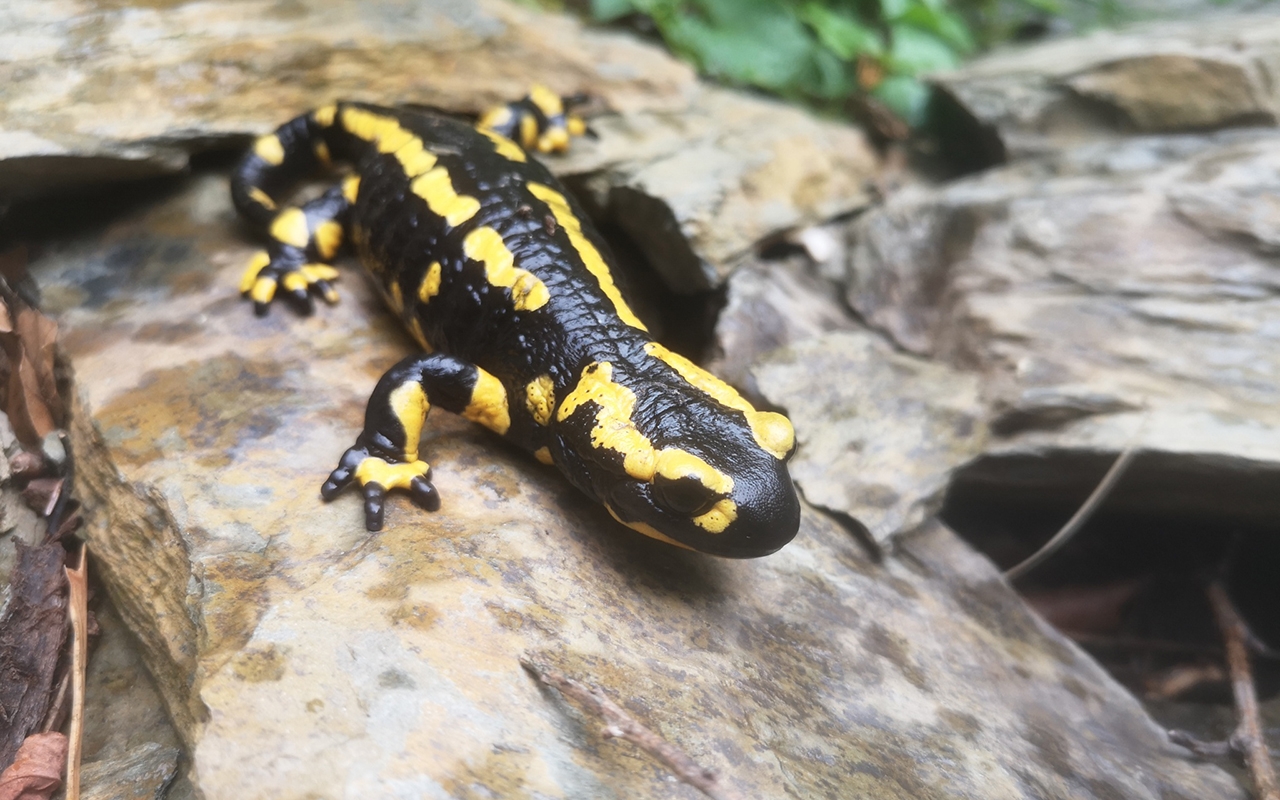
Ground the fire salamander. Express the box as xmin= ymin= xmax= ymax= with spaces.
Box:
xmin=230 ymin=87 xmax=801 ymax=557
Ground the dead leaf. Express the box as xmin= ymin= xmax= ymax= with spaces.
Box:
xmin=0 ymin=254 xmax=62 ymax=450
xmin=0 ymin=541 xmax=68 ymax=768
xmin=1022 ymin=578 xmax=1147 ymax=636
xmin=0 ymin=733 xmax=66 ymax=800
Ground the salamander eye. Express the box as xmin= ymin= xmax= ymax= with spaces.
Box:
xmin=652 ymin=474 xmax=719 ymax=517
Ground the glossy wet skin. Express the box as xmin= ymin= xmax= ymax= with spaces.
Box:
xmin=232 ymin=98 xmax=802 ymax=556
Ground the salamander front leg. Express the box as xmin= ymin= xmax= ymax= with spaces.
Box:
xmin=239 ymin=184 xmax=351 ymax=316
xmin=321 ymin=352 xmax=512 ymax=530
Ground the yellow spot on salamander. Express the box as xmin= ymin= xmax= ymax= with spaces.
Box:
xmin=537 ymin=127 xmax=570 ymax=154
xmin=529 ymin=85 xmax=564 ymax=117
xmin=605 ymin=505 xmax=694 ymax=550
xmin=300 ymin=263 xmax=339 ymax=282
xmin=644 ymin=342 xmax=794 ymax=459
xmin=411 ymin=167 xmax=481 ymax=227
xmin=558 ymin=362 xmax=734 ymax=500
xmin=567 ymin=116 xmax=587 ymax=137
xmin=314 ymin=105 xmax=337 ymax=127
xmin=478 ymin=105 xmax=513 ymax=131
xmin=341 ymin=106 xmax=403 ymax=143
xmin=462 ymin=227 xmax=549 ymax=312
xmin=519 ymin=114 xmax=538 ymax=149
xmin=533 ymin=446 xmax=553 ymax=464
xmin=247 ymin=187 xmax=276 ymax=211
xmin=510 ymin=272 xmax=549 ymax=311
xmin=313 ymin=140 xmax=332 ymax=167
xmin=314 ymin=220 xmax=343 ymax=260
xmin=394 ymin=138 xmax=438 ymax=177
xmin=525 ymin=374 xmax=555 ymax=426
xmin=354 ymin=457 xmax=430 ymax=491
xmin=418 ymin=261 xmax=442 ymax=303
xmin=556 ymin=361 xmax=655 ymax=481
xmin=478 ymin=128 xmax=527 ymax=162
xmin=376 ymin=126 xmax=415 ymax=154
xmin=250 ymin=276 xmax=276 ymax=305
xmin=253 ymin=134 xmax=285 ymax=165
xmin=388 ymin=382 xmax=430 ymax=461
xmin=463 ymin=369 xmax=511 ymax=435
xmin=281 ymin=272 xmax=308 ymax=294
xmin=693 ymin=498 xmax=737 ymax=534
xmin=239 ymin=250 xmax=271 ymax=293
xmin=342 ymin=175 xmax=360 ymax=203
xmin=527 ymin=183 xmax=646 ymax=330
xmin=655 ymin=450 xmax=733 ymax=496
xmin=270 ymin=208 xmax=310 ymax=248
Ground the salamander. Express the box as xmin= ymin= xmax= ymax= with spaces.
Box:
xmin=229 ymin=87 xmax=801 ymax=557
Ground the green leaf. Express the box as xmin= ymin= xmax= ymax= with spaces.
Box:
xmin=872 ymin=74 xmax=931 ymax=126
xmin=662 ymin=1 xmax=816 ymax=92
xmin=590 ymin=0 xmax=638 ymax=22
xmin=799 ymin=2 xmax=884 ymax=60
xmin=879 ymin=0 xmax=910 ymax=21
xmin=888 ymin=23 xmax=961 ymax=75
xmin=1013 ymin=0 xmax=1063 ymax=12
xmin=803 ymin=44 xmax=857 ymax=99
xmin=898 ymin=5 xmax=975 ymax=53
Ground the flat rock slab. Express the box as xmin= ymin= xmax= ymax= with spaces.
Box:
xmin=754 ymin=330 xmax=988 ymax=546
xmin=842 ymin=127 xmax=1280 ymax=523
xmin=930 ymin=11 xmax=1280 ymax=159
xmin=0 ymin=0 xmax=875 ymax=288
xmin=34 ymin=163 xmax=1242 ymax=798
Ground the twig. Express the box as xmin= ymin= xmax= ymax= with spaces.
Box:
xmin=1168 ymin=729 xmax=1234 ymax=758
xmin=519 ymin=654 xmax=743 ymax=800
xmin=1005 ymin=430 xmax=1144 ymax=581
xmin=63 ymin=544 xmax=88 ymax=800
xmin=1207 ymin=581 xmax=1279 ymax=800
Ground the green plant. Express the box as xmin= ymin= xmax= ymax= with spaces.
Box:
xmin=587 ymin=0 xmax=1120 ymax=126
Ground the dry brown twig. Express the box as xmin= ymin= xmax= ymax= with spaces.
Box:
xmin=519 ymin=655 xmax=744 ymax=800
xmin=1206 ymin=581 xmax=1279 ymax=800
xmin=63 ymin=545 xmax=88 ymax=800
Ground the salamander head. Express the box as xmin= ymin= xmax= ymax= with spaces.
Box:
xmin=553 ymin=356 xmax=801 ymax=558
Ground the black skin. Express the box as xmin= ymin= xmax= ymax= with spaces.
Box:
xmin=230 ymin=100 xmax=801 ymax=557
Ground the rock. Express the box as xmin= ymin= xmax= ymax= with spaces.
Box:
xmin=930 ymin=12 xmax=1280 ymax=161
xmin=707 ymin=250 xmax=856 ymax=392
xmin=753 ymin=331 xmax=988 ymax=546
xmin=31 ymin=167 xmax=1243 ymax=798
xmin=80 ymin=742 xmax=180 ymax=800
xmin=566 ymin=91 xmax=877 ymax=291
xmin=81 ymin=600 xmax=191 ymax=800
xmin=841 ymin=127 xmax=1280 ymax=526
xmin=0 ymin=0 xmax=876 ymax=290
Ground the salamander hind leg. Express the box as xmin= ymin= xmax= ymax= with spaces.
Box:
xmin=321 ymin=353 xmax=513 ymax=531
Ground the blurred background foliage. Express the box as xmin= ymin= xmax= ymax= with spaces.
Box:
xmin=569 ymin=0 xmax=1242 ymax=127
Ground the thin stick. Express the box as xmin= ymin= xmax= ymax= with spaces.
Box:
xmin=63 ymin=544 xmax=88 ymax=800
xmin=1206 ymin=581 xmax=1279 ymax=800
xmin=1006 ymin=442 xmax=1141 ymax=581
xmin=519 ymin=655 xmax=743 ymax=800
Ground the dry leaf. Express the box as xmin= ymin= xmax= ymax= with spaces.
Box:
xmin=0 ymin=732 xmax=66 ymax=800
xmin=1022 ymin=578 xmax=1147 ymax=636
xmin=0 ymin=255 xmax=62 ymax=450
xmin=0 ymin=541 xmax=68 ymax=768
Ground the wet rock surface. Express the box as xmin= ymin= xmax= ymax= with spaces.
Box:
xmin=30 ymin=169 xmax=1242 ymax=798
